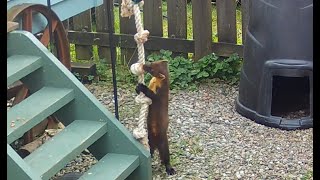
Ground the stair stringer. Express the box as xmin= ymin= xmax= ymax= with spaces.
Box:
xmin=7 ymin=30 xmax=152 ymax=180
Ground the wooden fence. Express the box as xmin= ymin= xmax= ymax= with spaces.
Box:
xmin=65 ymin=0 xmax=250 ymax=64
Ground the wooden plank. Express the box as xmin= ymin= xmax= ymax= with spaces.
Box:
xmin=95 ymin=1 xmax=113 ymax=63
xmin=67 ymin=31 xmax=243 ymax=57
xmin=212 ymin=42 xmax=243 ymax=57
xmin=241 ymin=0 xmax=250 ymax=44
xmin=79 ymin=153 xmax=139 ymax=180
xmin=72 ymin=10 xmax=93 ymax=60
xmin=143 ymin=0 xmax=163 ymax=60
xmin=7 ymin=21 xmax=19 ymax=33
xmin=192 ymin=0 xmax=212 ymax=60
xmin=167 ymin=0 xmax=187 ymax=57
xmin=216 ymin=0 xmax=237 ymax=43
xmin=144 ymin=0 xmax=163 ymax=36
xmin=71 ymin=62 xmax=97 ymax=76
xmin=25 ymin=120 xmax=107 ymax=180
xmin=119 ymin=0 xmax=137 ymax=65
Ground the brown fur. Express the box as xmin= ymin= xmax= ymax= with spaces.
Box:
xmin=135 ymin=60 xmax=176 ymax=175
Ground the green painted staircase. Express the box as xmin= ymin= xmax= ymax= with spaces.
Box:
xmin=7 ymin=30 xmax=152 ymax=180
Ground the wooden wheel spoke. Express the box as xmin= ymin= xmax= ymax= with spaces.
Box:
xmin=40 ymin=20 xmax=58 ymax=46
xmin=22 ymin=9 xmax=32 ymax=32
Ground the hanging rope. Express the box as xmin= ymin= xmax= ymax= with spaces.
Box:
xmin=121 ymin=0 xmax=151 ymax=149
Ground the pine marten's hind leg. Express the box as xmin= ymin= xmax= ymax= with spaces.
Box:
xmin=158 ymin=133 xmax=176 ymax=175
xmin=148 ymin=132 xmax=156 ymax=158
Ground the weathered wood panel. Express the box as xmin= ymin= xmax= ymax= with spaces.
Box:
xmin=143 ymin=0 xmax=163 ymax=60
xmin=68 ymin=31 xmax=243 ymax=57
xmin=72 ymin=10 xmax=93 ymax=60
xmin=119 ymin=0 xmax=137 ymax=65
xmin=216 ymin=0 xmax=237 ymax=43
xmin=95 ymin=0 xmax=113 ymax=63
xmin=192 ymin=0 xmax=212 ymax=60
xmin=143 ymin=0 xmax=163 ymax=36
xmin=167 ymin=0 xmax=187 ymax=57
xmin=241 ymin=0 xmax=250 ymax=44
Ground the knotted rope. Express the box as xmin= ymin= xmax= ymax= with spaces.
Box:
xmin=121 ymin=0 xmax=151 ymax=149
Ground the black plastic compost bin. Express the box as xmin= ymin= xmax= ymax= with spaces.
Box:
xmin=235 ymin=0 xmax=313 ymax=130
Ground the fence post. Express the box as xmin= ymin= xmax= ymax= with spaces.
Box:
xmin=72 ymin=10 xmax=93 ymax=60
xmin=167 ymin=0 xmax=187 ymax=58
xmin=216 ymin=0 xmax=237 ymax=44
xmin=241 ymin=0 xmax=250 ymax=45
xmin=192 ymin=0 xmax=212 ymax=60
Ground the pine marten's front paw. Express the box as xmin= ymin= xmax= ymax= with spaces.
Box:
xmin=135 ymin=83 xmax=148 ymax=94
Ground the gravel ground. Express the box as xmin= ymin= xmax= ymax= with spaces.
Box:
xmin=82 ymin=81 xmax=313 ymax=180
xmin=10 ymin=80 xmax=313 ymax=179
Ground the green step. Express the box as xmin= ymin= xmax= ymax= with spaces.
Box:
xmin=7 ymin=87 xmax=74 ymax=144
xmin=79 ymin=153 xmax=139 ymax=180
xmin=7 ymin=144 xmax=41 ymax=180
xmin=25 ymin=120 xmax=108 ymax=180
xmin=7 ymin=55 xmax=42 ymax=86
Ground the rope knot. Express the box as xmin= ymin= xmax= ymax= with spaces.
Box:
xmin=130 ymin=63 xmax=144 ymax=75
xmin=134 ymin=30 xmax=149 ymax=44
xmin=120 ymin=0 xmax=134 ymax=18
xmin=135 ymin=93 xmax=152 ymax=105
xmin=133 ymin=128 xmax=146 ymax=139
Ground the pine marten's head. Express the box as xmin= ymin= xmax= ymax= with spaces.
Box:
xmin=143 ymin=60 xmax=169 ymax=79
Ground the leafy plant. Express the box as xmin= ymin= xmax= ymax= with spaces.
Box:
xmin=73 ymin=72 xmax=82 ymax=81
xmin=147 ymin=50 xmax=243 ymax=90
xmin=87 ymin=75 xmax=95 ymax=81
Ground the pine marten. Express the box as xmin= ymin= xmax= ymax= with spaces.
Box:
xmin=135 ymin=60 xmax=176 ymax=175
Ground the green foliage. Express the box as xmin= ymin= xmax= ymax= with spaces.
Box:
xmin=196 ymin=53 xmax=242 ymax=84
xmin=72 ymin=72 xmax=96 ymax=83
xmin=71 ymin=48 xmax=242 ymax=90
xmin=301 ymin=170 xmax=313 ymax=180
xmin=147 ymin=50 xmax=242 ymax=90
xmin=73 ymin=72 xmax=81 ymax=81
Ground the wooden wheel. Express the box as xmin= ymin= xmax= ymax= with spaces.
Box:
xmin=7 ymin=3 xmax=71 ymax=68
xmin=7 ymin=4 xmax=70 ymax=144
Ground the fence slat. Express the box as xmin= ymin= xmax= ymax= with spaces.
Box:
xmin=95 ymin=1 xmax=113 ymax=63
xmin=241 ymin=0 xmax=250 ymax=44
xmin=167 ymin=0 xmax=187 ymax=57
xmin=72 ymin=10 xmax=93 ymax=60
xmin=192 ymin=0 xmax=212 ymax=60
xmin=119 ymin=0 xmax=137 ymax=65
xmin=143 ymin=0 xmax=163 ymax=36
xmin=216 ymin=0 xmax=237 ymax=44
xmin=143 ymin=0 xmax=163 ymax=59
